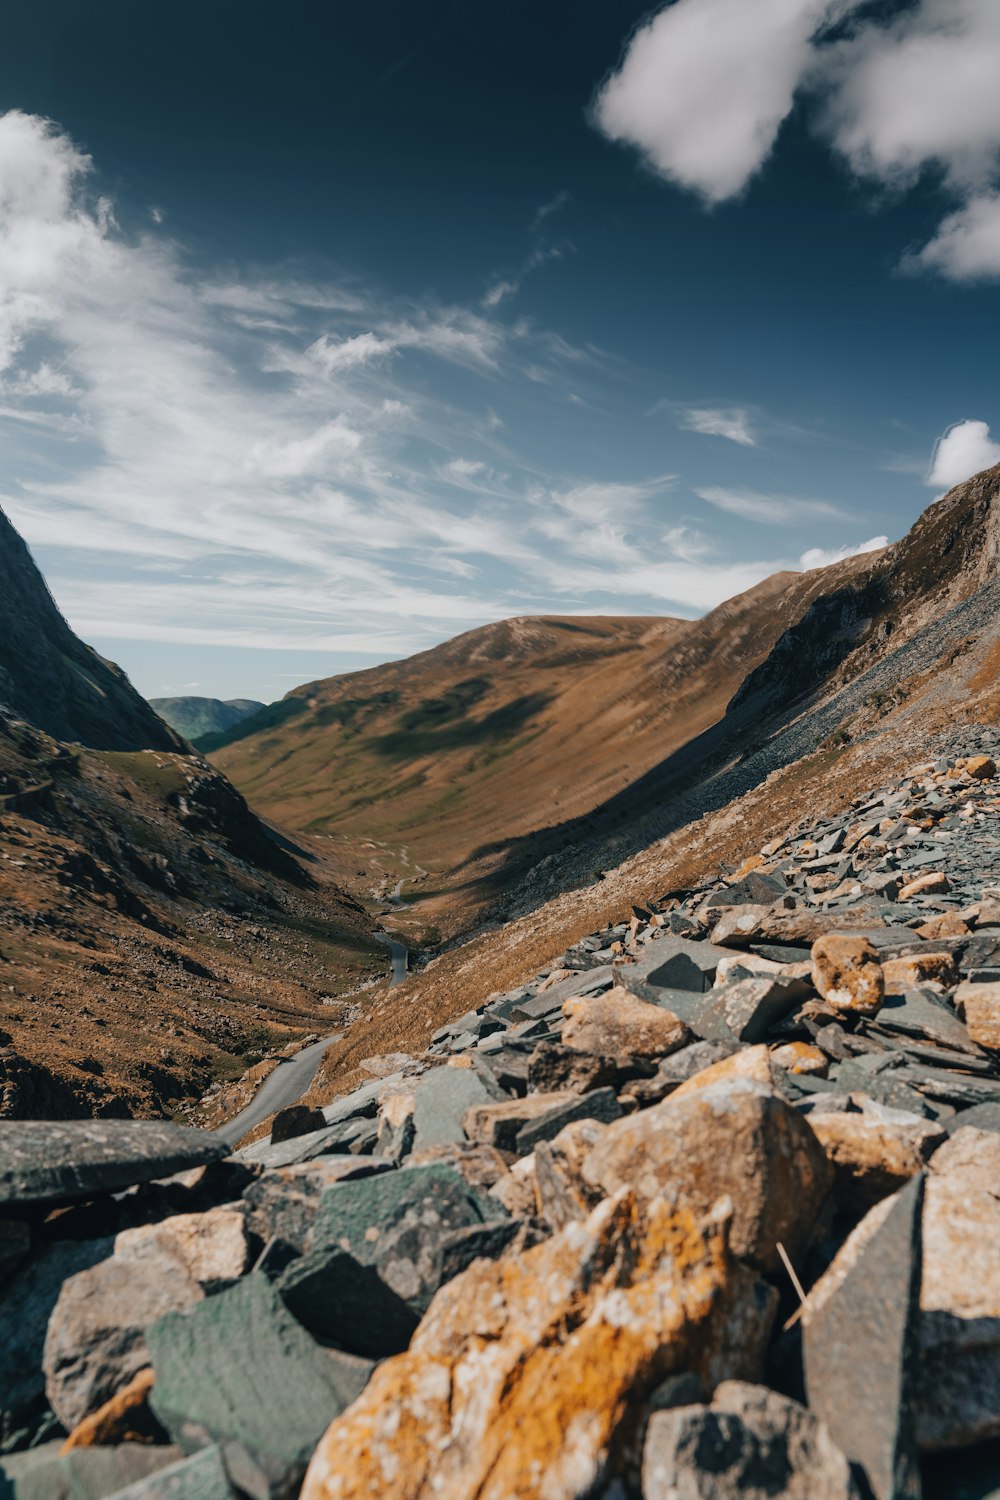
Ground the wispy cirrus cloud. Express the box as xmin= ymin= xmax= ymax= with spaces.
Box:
xmin=695 ymin=486 xmax=845 ymax=525
xmin=678 ymin=406 xmax=757 ymax=446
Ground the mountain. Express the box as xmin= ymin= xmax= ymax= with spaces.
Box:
xmin=0 ymin=506 xmax=384 ymax=1120
xmin=149 ymin=696 xmax=267 ymax=743
xmin=0 ymin=508 xmax=182 ymax=752
xmin=207 ymin=563 xmax=877 ymax=938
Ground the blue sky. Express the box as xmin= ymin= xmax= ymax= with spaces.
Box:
xmin=0 ymin=0 xmax=999 ymax=702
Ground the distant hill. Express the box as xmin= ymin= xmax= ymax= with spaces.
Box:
xmin=150 ymin=696 xmax=266 ymax=743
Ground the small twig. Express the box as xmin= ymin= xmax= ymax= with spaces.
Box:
xmin=776 ymin=1240 xmax=807 ymax=1331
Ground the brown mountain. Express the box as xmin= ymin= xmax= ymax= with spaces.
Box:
xmin=0 ymin=508 xmax=384 ymax=1120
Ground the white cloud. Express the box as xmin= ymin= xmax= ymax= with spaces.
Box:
xmin=927 ymin=419 xmax=1000 ymax=490
xmin=695 ymin=486 xmax=844 ymax=524
xmin=531 ymin=190 xmax=570 ymax=233
xmin=595 ymin=0 xmax=1000 ymax=280
xmin=678 ymin=406 xmax=756 ymax=446
xmin=306 ymin=330 xmax=395 ymax=373
xmin=909 ymin=194 xmax=1000 ymax=280
xmin=799 ymin=535 xmax=887 ymax=570
xmin=594 ymin=0 xmax=844 ymax=204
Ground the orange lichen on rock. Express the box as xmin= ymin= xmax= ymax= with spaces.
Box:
xmin=301 ymin=1190 xmax=772 ymax=1500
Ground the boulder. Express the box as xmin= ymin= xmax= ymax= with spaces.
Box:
xmin=300 ymin=1191 xmax=774 ymax=1500
xmin=882 ymin=951 xmax=959 ymax=993
xmin=642 ymin=1381 xmax=860 ymax=1499
xmin=811 ymin=935 xmax=884 ymax=1017
xmin=463 ymin=1090 xmax=621 ymax=1154
xmin=0 ymin=1440 xmax=184 ymax=1500
xmin=560 ymin=986 xmax=689 ymax=1062
xmin=242 ymin=1157 xmax=392 ymax=1251
xmin=148 ymin=1273 xmax=372 ymax=1500
xmin=270 ymin=1106 xmax=325 ymax=1144
xmin=278 ymin=1245 xmax=420 ymax=1358
xmin=0 ymin=1123 xmax=229 ymax=1212
xmin=44 ymin=1208 xmax=251 ymax=1431
xmin=955 ymin=982 xmax=1000 ymax=1051
xmin=411 ymin=1062 xmax=502 ymax=1151
xmin=533 ymin=1118 xmax=607 ymax=1231
xmin=614 ymin=937 xmax=731 ymax=997
xmin=803 ymin=1175 xmax=924 ymax=1500
xmin=582 ymin=1078 xmax=831 ymax=1273
xmin=898 ymin=872 xmax=951 ymax=901
xmin=525 ymin=1043 xmax=633 ymax=1095
xmin=770 ymin=1042 xmax=828 ymax=1076
xmin=691 ymin=977 xmax=805 ymax=1044
xmin=100 ymin=1444 xmax=236 ymax=1498
xmin=809 ymin=1104 xmax=945 ymax=1211
xmin=669 ymin=1044 xmax=776 ymax=1103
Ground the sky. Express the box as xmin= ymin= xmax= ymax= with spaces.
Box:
xmin=0 ymin=0 xmax=999 ymax=703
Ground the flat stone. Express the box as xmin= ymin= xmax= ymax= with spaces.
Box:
xmin=803 ymin=1175 xmax=924 ymax=1500
xmin=643 ymin=1380 xmax=860 ymax=1499
xmin=411 ymin=1063 xmax=502 ymax=1151
xmin=809 ymin=1105 xmax=945 ymax=1212
xmin=811 ymin=934 xmax=884 ymax=1017
xmin=619 ymin=1040 xmax=739 ymax=1106
xmin=713 ymin=870 xmax=789 ymax=906
xmin=513 ymin=1086 xmax=622 ymax=1154
xmin=874 ymin=988 xmax=981 ymax=1054
xmin=614 ymin=937 xmax=731 ymax=996
xmin=945 ymin=1100 xmax=1000 ymax=1135
xmin=103 ymin=1445 xmax=236 ymax=1499
xmin=0 ymin=1440 xmax=183 ymax=1500
xmin=0 ymin=1236 xmax=113 ymax=1453
xmin=0 ymin=1123 xmax=229 ymax=1211
xmin=148 ymin=1273 xmax=372 ymax=1500
xmin=692 ymin=976 xmax=807 ymax=1044
xmin=462 ymin=1092 xmax=577 ymax=1151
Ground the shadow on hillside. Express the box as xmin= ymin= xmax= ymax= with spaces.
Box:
xmin=369 ymin=691 xmax=554 ymax=760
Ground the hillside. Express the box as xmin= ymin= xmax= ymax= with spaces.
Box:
xmin=207 ymin=566 xmax=875 ymax=937
xmin=149 ymin=696 xmax=266 ymax=743
xmin=0 ymin=510 xmax=386 ymax=1120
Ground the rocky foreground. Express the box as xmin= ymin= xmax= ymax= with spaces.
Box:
xmin=3 ymin=739 xmax=1000 ymax=1499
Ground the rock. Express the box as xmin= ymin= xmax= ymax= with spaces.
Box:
xmin=915 ymin=913 xmax=971 ymax=940
xmin=533 ymin=1118 xmax=607 ymax=1230
xmin=669 ymin=1044 xmax=776 ymax=1102
xmin=560 ymin=986 xmax=689 ymax=1061
xmin=0 ymin=1219 xmax=29 ymax=1288
xmin=44 ymin=1208 xmax=251 ymax=1432
xmin=811 ymin=934 xmax=885 ymax=1017
xmin=803 ymin=1175 xmax=924 ymax=1500
xmin=375 ymin=1090 xmax=416 ymax=1162
xmin=882 ymin=951 xmax=959 ymax=993
xmin=300 ymin=1191 xmax=774 ymax=1500
xmin=306 ymin=1164 xmax=509 ymax=1316
xmin=102 ymin=1445 xmax=236 ymax=1499
xmin=876 ymin=987 xmax=982 ymax=1053
xmin=148 ymin=1273 xmax=372 ymax=1500
xmin=964 ymin=755 xmax=996 ymax=779
xmin=714 ymin=871 xmax=789 ymax=906
xmin=955 ymin=982 xmax=1000 ymax=1050
xmin=488 ymin=1155 xmax=538 ymax=1218
xmin=278 ymin=1245 xmax=420 ymax=1358
xmin=899 ymin=871 xmax=951 ymax=901
xmin=0 ymin=1236 xmax=114 ymax=1453
xmin=463 ymin=1089 xmax=621 ymax=1153
xmin=525 ymin=1043 xmax=633 ymax=1095
xmin=0 ymin=1122 xmax=229 ymax=1211
xmin=708 ymin=905 xmax=776 ymax=949
xmin=614 ymin=937 xmax=731 ymax=996
xmin=915 ymin=1127 xmax=1000 ymax=1449
xmin=642 ymin=1380 xmax=860 ymax=1499
xmin=770 ymin=1041 xmax=828 ymax=1076
xmin=692 ymin=977 xmax=806 ymax=1044
xmin=60 ymin=1367 xmax=163 ymax=1450
xmin=407 ymin=1143 xmax=511 ymax=1193
xmin=582 ymin=1078 xmax=831 ymax=1273
xmin=270 ymin=1105 xmax=326 ymax=1144
xmin=411 ymin=1062 xmax=502 ymax=1151
xmin=809 ymin=1104 xmax=945 ymax=1211
xmin=514 ymin=1087 xmax=621 ymax=1153
xmin=242 ymin=1157 xmax=392 ymax=1251
xmin=0 ymin=1440 xmax=184 ymax=1500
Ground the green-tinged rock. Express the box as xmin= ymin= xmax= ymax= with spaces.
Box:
xmin=0 ymin=1123 xmax=228 ymax=1211
xmin=148 ymin=1274 xmax=371 ymax=1500
xmin=0 ymin=1440 xmax=181 ymax=1500
xmin=102 ymin=1445 xmax=235 ymax=1499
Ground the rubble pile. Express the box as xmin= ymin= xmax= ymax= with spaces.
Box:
xmin=2 ymin=745 xmax=1000 ymax=1498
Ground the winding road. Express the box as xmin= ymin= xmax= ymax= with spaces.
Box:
xmin=218 ymin=928 xmax=409 ymax=1144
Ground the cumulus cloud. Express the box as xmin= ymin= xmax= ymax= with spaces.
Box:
xmin=927 ymin=419 xmax=1000 ymax=490
xmin=695 ymin=486 xmax=844 ymax=524
xmin=594 ymin=0 xmax=1000 ymax=280
xmin=679 ymin=406 xmax=756 ymax=446
xmin=799 ymin=535 xmax=887 ymax=569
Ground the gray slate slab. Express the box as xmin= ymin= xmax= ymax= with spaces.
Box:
xmin=412 ymin=1064 xmax=502 ymax=1151
xmin=148 ymin=1274 xmax=371 ymax=1500
xmin=875 ymin=988 xmax=982 ymax=1055
xmin=804 ymin=1174 xmax=924 ymax=1500
xmin=278 ymin=1245 xmax=419 ymax=1358
xmin=104 ymin=1445 xmax=235 ymax=1499
xmin=0 ymin=1123 xmax=228 ymax=1211
xmin=691 ymin=976 xmax=807 ymax=1045
xmin=513 ymin=1086 xmax=622 ymax=1154
xmin=615 ymin=938 xmax=731 ymax=997
xmin=0 ymin=1442 xmax=183 ymax=1500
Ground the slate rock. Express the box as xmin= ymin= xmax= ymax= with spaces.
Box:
xmin=411 ymin=1062 xmax=502 ymax=1151
xmin=642 ymin=1380 xmax=861 ymax=1499
xmin=809 ymin=1103 xmax=945 ymax=1211
xmin=242 ymin=1157 xmax=392 ymax=1251
xmin=619 ymin=1040 xmax=739 ymax=1107
xmin=0 ymin=1123 xmax=229 ymax=1211
xmin=803 ymin=1174 xmax=924 ymax=1500
xmin=811 ymin=934 xmax=885 ymax=1017
xmin=692 ymin=976 xmax=806 ymax=1044
xmin=876 ymin=987 xmax=982 ymax=1054
xmin=713 ymin=870 xmax=789 ymax=906
xmin=148 ymin=1273 xmax=372 ymax=1500
xmin=104 ymin=1444 xmax=236 ymax=1499
xmin=614 ymin=937 xmax=730 ymax=996
xmin=0 ymin=1441 xmax=183 ymax=1500
xmin=0 ymin=1236 xmax=113 ymax=1453
xmin=278 ymin=1246 xmax=419 ymax=1358
xmin=525 ymin=1042 xmax=637 ymax=1095
xmin=0 ymin=1221 xmax=29 ymax=1289
xmin=270 ymin=1106 xmax=326 ymax=1145
xmin=513 ymin=1086 xmax=621 ymax=1153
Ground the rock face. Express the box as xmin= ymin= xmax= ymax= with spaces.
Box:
xmin=581 ymin=1079 xmax=832 ymax=1272
xmin=300 ymin=1192 xmax=771 ymax=1500
xmin=0 ymin=1123 xmax=229 ymax=1211
xmin=642 ymin=1381 xmax=861 ymax=1500
xmin=0 ymin=503 xmax=182 ymax=751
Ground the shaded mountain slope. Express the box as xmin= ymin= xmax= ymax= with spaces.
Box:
xmin=0 ymin=506 xmax=182 ymax=752
xmin=0 ymin=513 xmax=385 ymax=1120
xmin=150 ymin=696 xmax=266 ymax=742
